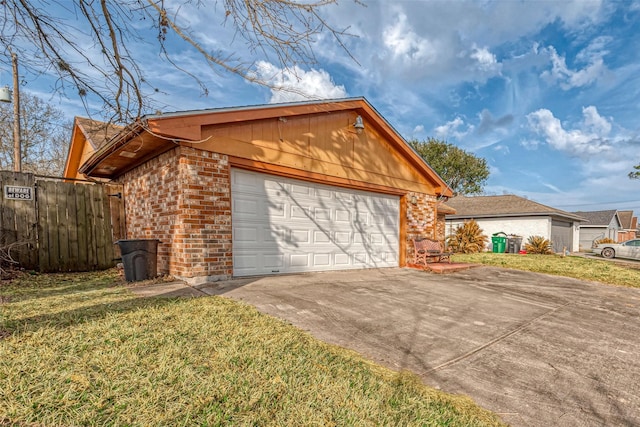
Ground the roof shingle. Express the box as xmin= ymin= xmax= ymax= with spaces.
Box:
xmin=571 ymin=210 xmax=617 ymax=226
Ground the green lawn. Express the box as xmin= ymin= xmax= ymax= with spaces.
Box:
xmin=452 ymin=253 xmax=640 ymax=288
xmin=0 ymin=270 xmax=505 ymax=426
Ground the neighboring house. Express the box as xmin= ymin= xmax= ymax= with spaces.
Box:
xmin=445 ymin=195 xmax=584 ymax=253
xmin=573 ymin=210 xmax=638 ymax=249
xmin=617 ymin=210 xmax=638 ymax=241
xmin=63 ymin=97 xmax=453 ymax=283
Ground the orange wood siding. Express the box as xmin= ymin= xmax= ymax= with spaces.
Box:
xmin=191 ymin=112 xmax=436 ymax=194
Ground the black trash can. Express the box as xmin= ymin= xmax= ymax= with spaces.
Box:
xmin=507 ymin=236 xmax=523 ymax=253
xmin=116 ymin=239 xmax=160 ymax=282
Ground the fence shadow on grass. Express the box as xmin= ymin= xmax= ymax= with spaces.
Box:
xmin=0 ymin=270 xmax=181 ymax=338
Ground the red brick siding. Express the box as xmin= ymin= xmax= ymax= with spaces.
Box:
xmin=118 ymin=146 xmax=232 ymax=280
xmin=405 ymin=192 xmax=438 ymax=262
xmin=617 ymin=231 xmax=636 ymax=242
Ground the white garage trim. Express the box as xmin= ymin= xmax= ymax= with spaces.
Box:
xmin=231 ymin=169 xmax=399 ymax=276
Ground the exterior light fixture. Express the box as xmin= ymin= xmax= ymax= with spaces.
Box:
xmin=410 ymin=195 xmax=418 ymax=205
xmin=353 ymin=115 xmax=365 ymax=134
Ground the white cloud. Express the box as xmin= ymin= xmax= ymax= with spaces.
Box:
xmin=412 ymin=125 xmax=425 ymax=136
xmin=382 ymin=13 xmax=439 ymax=64
xmin=540 ymin=42 xmax=609 ymax=90
xmin=434 ymin=116 xmax=475 ymax=140
xmin=520 ymin=138 xmax=541 ymax=150
xmin=582 ymin=105 xmax=612 ymax=135
xmin=526 ymin=106 xmax=613 ymax=156
xmin=493 ymin=144 xmax=510 ymax=154
xmin=251 ymin=61 xmax=347 ymax=103
xmin=541 ymin=182 xmax=563 ymax=193
xmin=321 ymin=1 xmax=605 ymax=86
xmin=470 ymin=44 xmax=502 ymax=74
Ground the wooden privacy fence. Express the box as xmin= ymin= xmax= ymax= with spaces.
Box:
xmin=0 ymin=171 xmax=125 ymax=273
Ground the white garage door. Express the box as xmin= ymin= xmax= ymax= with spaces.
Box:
xmin=231 ymin=169 xmax=399 ymax=276
xmin=551 ymin=219 xmax=572 ymax=253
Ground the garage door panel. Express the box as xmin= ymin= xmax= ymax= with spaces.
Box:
xmin=263 ymin=254 xmax=284 ymax=269
xmin=385 ymin=251 xmax=398 ymax=263
xmin=334 ymin=232 xmax=351 ymax=244
xmin=315 ymin=188 xmax=333 ymax=199
xmin=289 ymin=253 xmax=310 ymax=267
xmin=355 ymin=212 xmax=368 ymax=224
xmin=233 ymin=199 xmax=259 ymax=217
xmin=234 ymin=254 xmax=258 ymax=273
xmin=232 ymin=169 xmax=399 ymax=276
xmin=370 ymin=233 xmax=384 ymax=244
xmin=335 ymin=210 xmax=351 ymax=222
xmin=291 ymin=182 xmax=312 ymax=196
xmin=290 ymin=229 xmax=310 ymax=244
xmin=370 ymin=213 xmax=386 ymax=225
xmin=264 ymin=226 xmax=284 ymax=242
xmin=312 ymin=231 xmax=330 ymax=244
xmin=265 ymin=201 xmax=285 ymax=218
xmin=234 ymin=227 xmax=258 ymax=242
xmin=313 ymin=253 xmax=331 ymax=266
xmin=233 ymin=170 xmax=260 ymax=191
xmin=353 ymin=252 xmax=368 ymax=265
xmin=335 ymin=190 xmax=352 ymax=201
xmin=291 ymin=205 xmax=312 ymax=220
xmin=314 ymin=207 xmax=331 ymax=221
xmin=334 ymin=253 xmax=351 ymax=265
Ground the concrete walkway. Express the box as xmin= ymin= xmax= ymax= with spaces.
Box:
xmin=130 ymin=267 xmax=640 ymax=426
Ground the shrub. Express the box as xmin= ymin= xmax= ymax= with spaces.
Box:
xmin=593 ymin=237 xmax=615 ymax=247
xmin=446 ymin=219 xmax=488 ymax=253
xmin=524 ymin=235 xmax=553 ymax=254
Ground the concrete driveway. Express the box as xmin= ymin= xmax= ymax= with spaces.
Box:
xmin=198 ymin=267 xmax=640 ymax=426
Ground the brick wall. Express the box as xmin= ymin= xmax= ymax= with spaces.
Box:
xmin=405 ymin=192 xmax=438 ymax=262
xmin=119 ymin=146 xmax=232 ymax=281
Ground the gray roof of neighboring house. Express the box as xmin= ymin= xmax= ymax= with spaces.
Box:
xmin=571 ymin=209 xmax=618 ymax=227
xmin=445 ymin=195 xmax=584 ymax=221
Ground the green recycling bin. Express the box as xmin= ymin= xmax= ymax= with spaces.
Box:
xmin=492 ymin=232 xmax=507 ymax=253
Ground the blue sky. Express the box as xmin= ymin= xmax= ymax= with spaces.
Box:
xmin=4 ymin=0 xmax=640 ymax=217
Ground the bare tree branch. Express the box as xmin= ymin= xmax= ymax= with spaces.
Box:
xmin=0 ymin=92 xmax=71 ymax=175
xmin=0 ymin=0 xmax=358 ymax=124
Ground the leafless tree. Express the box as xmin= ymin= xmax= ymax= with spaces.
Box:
xmin=0 ymin=92 xmax=71 ymax=175
xmin=0 ymin=0 xmax=357 ymax=124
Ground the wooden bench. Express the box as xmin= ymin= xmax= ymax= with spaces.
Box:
xmin=412 ymin=238 xmax=452 ymax=265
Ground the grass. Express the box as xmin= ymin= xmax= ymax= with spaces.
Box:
xmin=0 ymin=270 xmax=505 ymax=426
xmin=452 ymin=253 xmax=640 ymax=289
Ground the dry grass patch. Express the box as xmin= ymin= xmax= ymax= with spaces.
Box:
xmin=452 ymin=253 xmax=640 ymax=288
xmin=0 ymin=270 xmax=505 ymax=426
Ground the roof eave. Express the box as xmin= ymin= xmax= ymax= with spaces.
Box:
xmin=446 ymin=212 xmax=585 ymax=221
xmin=80 ymin=98 xmax=454 ymax=194
xmin=78 ymin=120 xmax=148 ymax=177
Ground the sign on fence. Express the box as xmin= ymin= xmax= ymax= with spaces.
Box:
xmin=4 ymin=185 xmax=34 ymax=200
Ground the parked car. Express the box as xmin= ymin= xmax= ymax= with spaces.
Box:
xmin=592 ymin=239 xmax=640 ymax=260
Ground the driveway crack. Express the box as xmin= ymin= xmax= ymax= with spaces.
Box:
xmin=426 ymin=301 xmax=572 ymax=373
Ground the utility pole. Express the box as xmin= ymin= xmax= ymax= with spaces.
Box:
xmin=11 ymin=52 xmax=21 ymax=172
